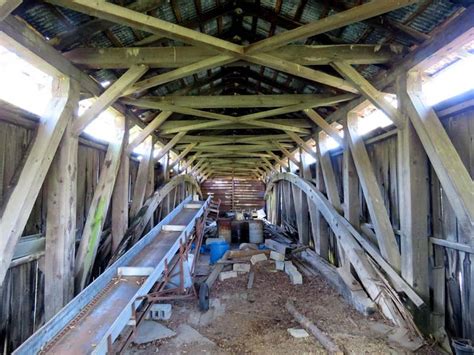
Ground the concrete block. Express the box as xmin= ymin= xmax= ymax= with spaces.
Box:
xmin=250 ymin=253 xmax=268 ymax=265
xmin=285 ymin=261 xmax=303 ymax=285
xmin=219 ymin=270 xmax=237 ymax=281
xmin=275 ymin=260 xmax=285 ymax=271
xmin=270 ymin=250 xmax=285 ymax=261
xmin=287 ymin=328 xmax=309 ymax=338
xmin=233 ymin=263 xmax=251 ymax=273
xmin=146 ymin=303 xmax=172 ymax=321
xmin=265 ymin=239 xmax=287 ymax=255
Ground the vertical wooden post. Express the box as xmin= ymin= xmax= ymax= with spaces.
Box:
xmin=342 ymin=122 xmax=360 ymax=229
xmin=397 ymin=74 xmax=430 ymax=304
xmin=111 ymin=120 xmax=130 ymax=253
xmin=0 ymin=76 xmax=75 ymax=285
xmin=314 ymin=159 xmax=330 ymax=260
xmin=75 ymin=116 xmax=126 ymax=292
xmin=300 ymin=148 xmax=319 ymax=249
xmin=44 ymin=80 xmax=80 ymax=320
xmin=346 ymin=111 xmax=401 ymax=272
xmin=130 ymin=136 xmax=153 ymax=218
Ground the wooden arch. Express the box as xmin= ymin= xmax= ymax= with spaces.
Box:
xmin=110 ymin=174 xmax=202 ymax=263
xmin=265 ymin=172 xmax=425 ymax=329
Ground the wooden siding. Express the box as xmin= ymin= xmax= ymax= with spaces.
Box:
xmin=201 ymin=178 xmax=265 ymax=212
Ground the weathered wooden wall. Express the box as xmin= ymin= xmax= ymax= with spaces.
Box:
xmin=0 ymin=118 xmax=143 ymax=352
xmin=201 ymin=178 xmax=265 ymax=212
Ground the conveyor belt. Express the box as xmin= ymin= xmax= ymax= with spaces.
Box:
xmin=14 ymin=196 xmax=209 ymax=355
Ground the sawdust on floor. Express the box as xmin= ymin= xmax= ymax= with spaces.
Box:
xmin=127 ymin=260 xmax=440 ymax=354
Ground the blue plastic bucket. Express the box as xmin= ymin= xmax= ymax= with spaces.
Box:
xmin=209 ymin=241 xmax=229 ymax=264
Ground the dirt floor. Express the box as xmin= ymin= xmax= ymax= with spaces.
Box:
xmin=126 ymin=256 xmax=439 ymax=354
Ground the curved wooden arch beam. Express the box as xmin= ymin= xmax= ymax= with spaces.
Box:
xmin=265 ymin=173 xmax=425 ymax=313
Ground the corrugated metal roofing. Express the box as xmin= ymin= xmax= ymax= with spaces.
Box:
xmin=11 ymin=0 xmax=468 ymax=118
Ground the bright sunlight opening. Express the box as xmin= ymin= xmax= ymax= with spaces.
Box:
xmin=422 ymin=54 xmax=474 ymax=106
xmin=79 ymin=99 xmax=123 ymax=144
xmin=0 ymin=45 xmax=53 ymax=116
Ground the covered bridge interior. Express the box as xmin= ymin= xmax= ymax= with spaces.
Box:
xmin=0 ymin=0 xmax=473 ymax=353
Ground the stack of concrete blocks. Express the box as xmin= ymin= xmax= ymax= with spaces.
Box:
xmin=270 ymin=250 xmax=285 ymax=271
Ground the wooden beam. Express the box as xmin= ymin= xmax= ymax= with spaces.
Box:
xmin=0 ymin=77 xmax=77 ymax=286
xmin=169 ymin=143 xmax=197 ymax=170
xmin=245 ymin=0 xmax=417 ymax=53
xmin=154 ymin=132 xmax=186 ymax=162
xmin=127 ymin=111 xmax=172 ymax=154
xmin=331 ymin=61 xmax=403 ymax=127
xmin=64 ymin=44 xmax=397 ymax=69
xmin=246 ymin=53 xmax=358 ymax=93
xmin=123 ymin=54 xmax=236 ymax=95
xmin=304 ymin=109 xmax=344 ymax=147
xmin=405 ymin=71 xmax=474 ymax=236
xmin=48 ymin=0 xmax=244 ymax=54
xmin=130 ymin=137 xmax=153 ymax=218
xmin=275 ymin=141 xmax=300 ymax=165
xmin=317 ymin=131 xmax=342 ymax=211
xmin=267 ymin=150 xmax=289 ymax=169
xmin=122 ymin=94 xmax=342 ymax=109
xmin=44 ymin=81 xmax=80 ymax=320
xmin=346 ymin=112 xmax=401 ymax=271
xmin=75 ymin=117 xmax=126 ymax=291
xmin=73 ymin=64 xmax=148 ymax=135
xmin=0 ymin=0 xmax=21 ymax=21
xmin=342 ymin=124 xmax=360 ymax=229
xmin=111 ymin=122 xmax=130 ymax=253
xmin=237 ymin=94 xmax=355 ymax=122
xmin=396 ymin=74 xmax=430 ymax=306
xmin=286 ymin=131 xmax=318 ymax=160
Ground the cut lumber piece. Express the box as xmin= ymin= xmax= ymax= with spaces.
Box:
xmin=0 ymin=76 xmax=76 ymax=286
xmin=297 ymin=250 xmax=375 ymax=316
xmin=73 ymin=64 xmax=148 ymax=135
xmin=286 ymin=300 xmax=342 ymax=353
xmin=75 ymin=117 xmax=126 ymax=291
xmin=346 ymin=112 xmax=401 ymax=271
